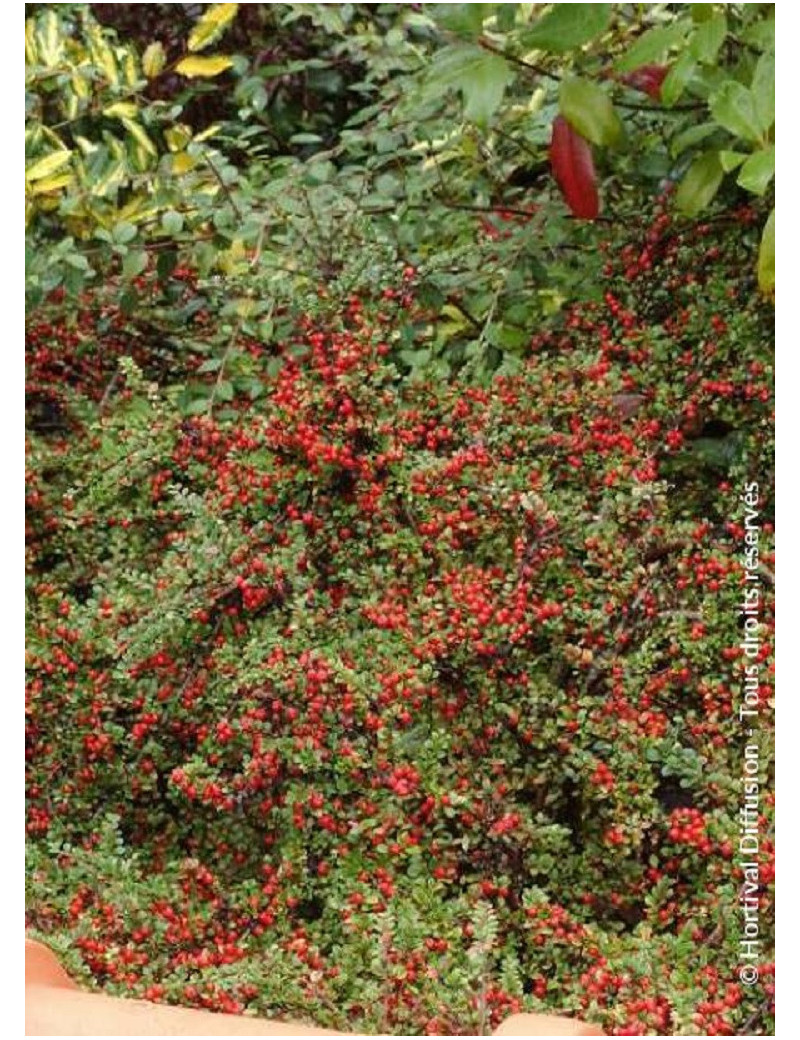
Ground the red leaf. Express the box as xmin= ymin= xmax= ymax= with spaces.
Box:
xmin=549 ymin=115 xmax=600 ymax=220
xmin=619 ymin=64 xmax=669 ymax=100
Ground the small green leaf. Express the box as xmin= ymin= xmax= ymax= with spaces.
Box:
xmin=523 ymin=4 xmax=611 ymax=52
xmin=757 ymin=209 xmax=774 ymax=294
xmin=122 ymin=249 xmax=148 ymax=279
xmin=737 ymin=147 xmax=774 ymax=195
xmin=671 ymin=122 xmax=717 ymax=157
xmin=616 ymin=22 xmax=687 ymax=73
xmin=718 ymin=150 xmax=747 ymax=173
xmin=560 ymin=77 xmax=624 ymax=148
xmin=675 ymin=151 xmax=724 ymax=216
xmin=427 ymin=4 xmax=493 ymax=37
xmin=112 ymin=221 xmax=137 ymax=245
xmin=462 ymin=53 xmax=514 ymax=125
xmin=743 ymin=15 xmax=774 ymax=51
xmin=710 ymin=82 xmax=764 ymax=144
xmin=660 ymin=52 xmax=695 ymax=106
xmin=215 ymin=380 xmax=235 ymax=402
xmin=161 ymin=210 xmax=184 ymax=235
xmin=752 ymin=52 xmax=775 ymax=133
xmin=427 ymin=46 xmax=513 ymax=127
xmin=689 ymin=12 xmax=726 ymax=64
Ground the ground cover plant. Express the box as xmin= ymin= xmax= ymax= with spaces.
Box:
xmin=26 ymin=4 xmax=775 ymax=1035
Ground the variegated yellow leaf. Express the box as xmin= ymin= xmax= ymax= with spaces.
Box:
xmin=41 ymin=125 xmax=66 ymax=150
xmin=142 ymin=41 xmax=167 ymax=79
xmin=25 ymin=19 xmax=38 ymax=65
xmin=26 ymin=150 xmax=72 ymax=182
xmin=38 ymin=10 xmax=62 ymax=66
xmin=91 ymin=161 xmax=126 ymax=197
xmin=123 ymin=52 xmax=138 ymax=86
xmin=188 ymin=4 xmax=238 ymax=52
xmin=175 ymin=55 xmax=233 ymax=78
xmin=121 ymin=118 xmax=157 ymax=157
xmin=71 ymin=72 xmax=90 ymax=100
xmin=29 ymin=172 xmax=73 ymax=195
xmin=193 ymin=123 xmax=221 ymax=143
xmin=107 ymin=137 xmax=126 ymax=161
xmin=103 ymin=101 xmax=139 ymax=120
xmin=171 ymin=152 xmax=197 ymax=175
xmin=165 ymin=125 xmax=193 ymax=152
xmin=87 ymin=26 xmax=119 ymax=85
xmin=118 ymin=197 xmax=159 ymax=223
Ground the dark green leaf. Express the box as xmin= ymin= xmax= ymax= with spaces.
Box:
xmin=675 ymin=150 xmax=724 ymax=216
xmin=522 ymin=4 xmax=611 ymax=52
xmin=427 ymin=46 xmax=513 ymax=127
xmin=156 ymin=249 xmax=178 ymax=283
xmin=671 ymin=122 xmax=718 ymax=157
xmin=428 ymin=4 xmax=493 ymax=37
xmin=616 ymin=21 xmax=687 ymax=73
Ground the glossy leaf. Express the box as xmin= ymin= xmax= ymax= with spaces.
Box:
xmin=660 ymin=51 xmax=695 ymax=106
xmin=427 ymin=4 xmax=493 ymax=37
xmin=559 ymin=77 xmax=624 ymax=148
xmin=710 ymin=82 xmax=765 ymax=143
xmin=461 ymin=53 xmax=514 ymax=125
xmin=142 ymin=42 xmax=166 ymax=79
xmin=752 ymin=52 xmax=775 ymax=133
xmin=121 ymin=118 xmax=157 ymax=157
xmin=426 ymin=46 xmax=513 ymax=127
xmin=188 ymin=4 xmax=239 ymax=53
xmin=737 ymin=147 xmax=774 ymax=195
xmin=689 ymin=12 xmax=727 ymax=63
xmin=175 ymin=55 xmax=234 ymax=78
xmin=615 ymin=22 xmax=687 ymax=73
xmin=675 ymin=151 xmax=724 ymax=216
xmin=718 ymin=150 xmax=747 ymax=173
xmin=103 ymin=101 xmax=138 ymax=120
xmin=26 ymin=150 xmax=72 ymax=181
xmin=522 ymin=4 xmax=611 ymax=52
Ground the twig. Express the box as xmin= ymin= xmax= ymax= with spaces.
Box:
xmin=202 ymin=153 xmax=242 ymax=220
xmin=207 ymin=316 xmax=243 ymax=416
xmin=98 ymin=369 xmax=119 ymax=414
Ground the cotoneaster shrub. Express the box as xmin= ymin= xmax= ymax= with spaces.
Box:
xmin=26 ymin=200 xmax=774 ymax=1036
